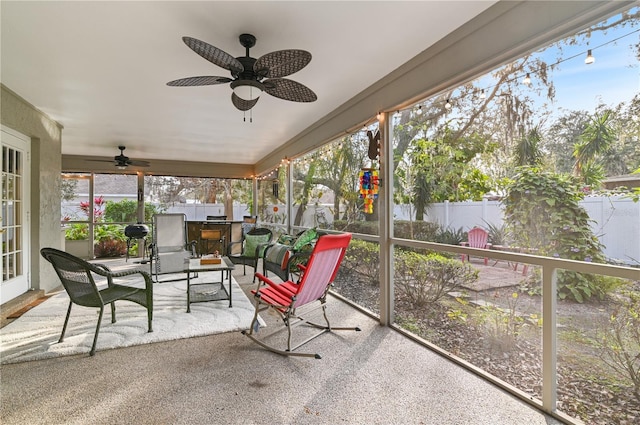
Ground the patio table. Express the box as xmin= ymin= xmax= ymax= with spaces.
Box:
xmin=184 ymin=257 xmax=235 ymax=312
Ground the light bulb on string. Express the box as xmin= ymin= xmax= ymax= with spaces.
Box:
xmin=523 ymin=73 xmax=531 ymax=86
xmin=445 ymin=99 xmax=452 ymax=110
xmin=585 ymin=49 xmax=595 ymax=64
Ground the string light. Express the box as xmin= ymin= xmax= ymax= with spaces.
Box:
xmin=346 ymin=28 xmax=637 ymax=126
xmin=438 ymin=28 xmax=638 ymax=112
xmin=585 ymin=49 xmax=595 ymax=64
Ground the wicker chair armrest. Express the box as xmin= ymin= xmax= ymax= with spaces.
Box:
xmin=93 ymin=263 xmax=111 ymax=272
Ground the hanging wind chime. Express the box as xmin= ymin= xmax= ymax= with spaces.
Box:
xmin=359 ymin=168 xmax=379 ymax=214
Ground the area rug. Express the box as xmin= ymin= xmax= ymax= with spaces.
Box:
xmin=0 ymin=270 xmax=261 ymax=364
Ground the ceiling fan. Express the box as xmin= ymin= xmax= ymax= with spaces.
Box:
xmin=167 ymin=34 xmax=317 ymax=111
xmin=87 ymin=146 xmax=150 ymax=169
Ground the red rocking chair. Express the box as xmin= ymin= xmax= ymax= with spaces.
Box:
xmin=242 ymin=232 xmax=360 ymax=359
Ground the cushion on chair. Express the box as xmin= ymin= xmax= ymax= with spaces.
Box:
xmin=292 ymin=228 xmax=318 ymax=251
xmin=277 ymin=233 xmax=297 ymax=246
xmin=265 ymin=243 xmax=292 ymax=270
xmin=242 ymin=233 xmax=272 ymax=258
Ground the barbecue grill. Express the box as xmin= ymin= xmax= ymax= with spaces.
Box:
xmin=125 ymin=223 xmax=149 ymax=262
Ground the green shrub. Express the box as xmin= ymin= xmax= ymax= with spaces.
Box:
xmin=342 ymin=239 xmax=380 ymax=284
xmin=598 ymin=290 xmax=640 ymax=402
xmin=93 ymin=224 xmax=127 ymax=257
xmin=394 ymin=220 xmax=440 ymax=241
xmin=394 ymin=251 xmax=478 ymax=306
xmin=483 ymin=221 xmax=510 ymax=246
xmin=474 ymin=292 xmax=535 ymax=352
xmin=435 ymin=226 xmax=465 ymax=245
xmin=94 ymin=224 xmax=126 ymax=242
xmin=104 ymin=200 xmax=161 ymax=223
xmin=65 ymin=223 xmax=89 ymax=240
xmin=332 ymin=219 xmax=441 ymax=241
xmin=503 ymin=167 xmax=608 ymax=302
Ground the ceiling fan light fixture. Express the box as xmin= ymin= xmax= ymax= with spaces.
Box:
xmin=231 ymin=80 xmax=264 ymax=101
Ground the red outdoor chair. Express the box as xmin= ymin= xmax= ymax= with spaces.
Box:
xmin=460 ymin=227 xmax=492 ymax=265
xmin=242 ymin=233 xmax=360 ymax=359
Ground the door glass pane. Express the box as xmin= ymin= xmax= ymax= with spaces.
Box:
xmin=2 ymin=145 xmax=23 ymax=283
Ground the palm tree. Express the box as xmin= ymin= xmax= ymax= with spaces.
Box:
xmin=513 ymin=126 xmax=544 ymax=167
xmin=573 ymin=111 xmax=616 ymax=182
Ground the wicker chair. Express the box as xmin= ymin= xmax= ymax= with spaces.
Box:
xmin=227 ymin=227 xmax=272 ymax=281
xmin=40 ymin=247 xmax=153 ymax=356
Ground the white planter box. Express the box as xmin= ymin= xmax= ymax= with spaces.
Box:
xmin=64 ymin=239 xmax=91 ymax=259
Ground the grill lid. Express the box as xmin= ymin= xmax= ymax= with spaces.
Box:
xmin=125 ymin=224 xmax=149 ymax=238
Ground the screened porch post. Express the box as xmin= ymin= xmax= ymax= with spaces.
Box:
xmin=379 ymin=111 xmax=394 ymax=326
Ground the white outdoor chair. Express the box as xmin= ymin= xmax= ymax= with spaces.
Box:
xmin=149 ymin=213 xmax=197 ymax=283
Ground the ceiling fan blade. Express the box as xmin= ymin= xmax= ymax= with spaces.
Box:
xmin=182 ymin=37 xmax=243 ymax=74
xmin=263 ymin=78 xmax=317 ymax=102
xmin=167 ymin=76 xmax=232 ymax=86
xmin=254 ymin=50 xmax=312 ymax=78
xmin=86 ymin=159 xmax=119 ymax=163
xmin=127 ymin=160 xmax=150 ymax=167
xmin=231 ymin=93 xmax=259 ymax=111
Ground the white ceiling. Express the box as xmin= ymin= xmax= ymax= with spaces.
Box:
xmin=1 ymin=1 xmax=497 ymax=168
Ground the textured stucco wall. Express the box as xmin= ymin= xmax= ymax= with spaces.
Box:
xmin=1 ymin=84 xmax=63 ymax=294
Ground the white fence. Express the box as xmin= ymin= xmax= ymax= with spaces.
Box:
xmin=64 ymin=195 xmax=639 ymax=265
xmin=405 ymin=196 xmax=639 ymax=265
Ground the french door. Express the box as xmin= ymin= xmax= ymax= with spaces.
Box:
xmin=1 ymin=126 xmax=30 ymax=304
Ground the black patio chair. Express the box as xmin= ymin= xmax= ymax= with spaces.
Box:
xmin=227 ymin=227 xmax=272 ymax=281
xmin=40 ymin=247 xmax=153 ymax=356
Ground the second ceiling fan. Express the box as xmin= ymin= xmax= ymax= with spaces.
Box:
xmin=167 ymin=33 xmax=317 ymax=111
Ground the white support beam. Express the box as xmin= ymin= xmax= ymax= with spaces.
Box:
xmin=542 ymin=265 xmax=558 ymax=412
xmin=379 ymin=112 xmax=394 ymax=326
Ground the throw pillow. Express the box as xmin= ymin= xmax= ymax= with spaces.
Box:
xmin=265 ymin=243 xmax=292 ymax=270
xmin=292 ymin=228 xmax=318 ymax=252
xmin=243 ymin=233 xmax=271 ymax=258
xmin=277 ymin=234 xmax=296 ymax=246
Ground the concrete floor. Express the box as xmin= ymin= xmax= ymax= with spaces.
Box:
xmin=0 ymin=261 xmax=563 ymax=425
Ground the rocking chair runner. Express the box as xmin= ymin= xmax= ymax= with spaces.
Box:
xmin=242 ymin=232 xmax=360 ymax=359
